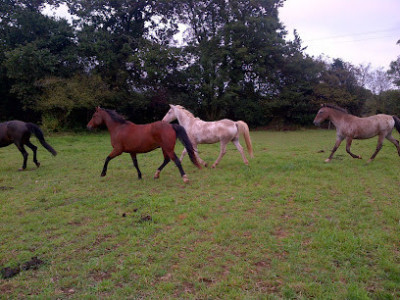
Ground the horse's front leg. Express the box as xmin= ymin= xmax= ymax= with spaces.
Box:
xmin=325 ymin=137 xmax=344 ymax=162
xmin=101 ymin=148 xmax=122 ymax=177
xmin=368 ymin=135 xmax=385 ymax=162
xmin=130 ymin=153 xmax=142 ymax=179
xmin=179 ymin=147 xmax=187 ymax=162
xmin=192 ymin=143 xmax=207 ymax=167
xmin=180 ymin=143 xmax=207 ymax=167
xmin=346 ymin=137 xmax=362 ymax=160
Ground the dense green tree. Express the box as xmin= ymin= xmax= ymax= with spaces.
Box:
xmin=170 ymin=0 xmax=286 ymax=124
xmin=0 ymin=0 xmax=390 ymax=129
xmin=388 ymin=40 xmax=400 ymax=88
xmin=1 ymin=7 xmax=78 ymax=119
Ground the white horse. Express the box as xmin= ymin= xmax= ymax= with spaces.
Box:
xmin=162 ymin=104 xmax=254 ymax=168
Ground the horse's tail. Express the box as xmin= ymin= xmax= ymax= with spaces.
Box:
xmin=171 ymin=123 xmax=201 ymax=169
xmin=26 ymin=123 xmax=57 ymax=156
xmin=393 ymin=116 xmax=400 ymax=134
xmin=236 ymin=121 xmax=254 ymax=158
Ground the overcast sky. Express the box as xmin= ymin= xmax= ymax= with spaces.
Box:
xmin=279 ymin=0 xmax=400 ymax=70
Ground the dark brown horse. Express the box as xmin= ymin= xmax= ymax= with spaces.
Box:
xmin=87 ymin=107 xmax=201 ymax=183
xmin=313 ymin=104 xmax=400 ymax=162
xmin=0 ymin=121 xmax=57 ymax=170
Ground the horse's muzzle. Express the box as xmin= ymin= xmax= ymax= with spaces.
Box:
xmin=87 ymin=125 xmax=93 ymax=130
xmin=313 ymin=121 xmax=320 ymax=127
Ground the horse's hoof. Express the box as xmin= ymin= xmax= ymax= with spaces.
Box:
xmin=367 ymin=159 xmax=373 ymax=163
xmin=154 ymin=170 xmax=160 ymax=179
xmin=36 ymin=162 xmax=41 ymax=168
xmin=100 ymin=173 xmax=106 ymax=177
xmin=358 ymin=156 xmax=362 ymax=159
xmin=324 ymin=159 xmax=331 ymax=163
xmin=18 ymin=168 xmax=25 ymax=171
xmin=182 ymin=175 xmax=189 ymax=183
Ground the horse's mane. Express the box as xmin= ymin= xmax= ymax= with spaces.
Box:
xmin=174 ymin=105 xmax=197 ymax=119
xmin=103 ymin=109 xmax=128 ymax=124
xmin=322 ymin=104 xmax=349 ymax=114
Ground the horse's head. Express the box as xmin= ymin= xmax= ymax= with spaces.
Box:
xmin=162 ymin=104 xmax=178 ymax=123
xmin=313 ymin=105 xmax=331 ymax=127
xmin=87 ymin=107 xmax=105 ymax=130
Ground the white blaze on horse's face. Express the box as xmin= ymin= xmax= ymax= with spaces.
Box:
xmin=313 ymin=108 xmax=329 ymax=126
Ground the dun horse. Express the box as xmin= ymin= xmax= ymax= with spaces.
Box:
xmin=87 ymin=107 xmax=201 ymax=183
xmin=0 ymin=120 xmax=57 ymax=170
xmin=313 ymin=104 xmax=400 ymax=162
xmin=162 ymin=105 xmax=253 ymax=168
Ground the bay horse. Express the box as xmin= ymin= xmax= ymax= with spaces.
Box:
xmin=313 ymin=104 xmax=400 ymax=162
xmin=162 ymin=104 xmax=253 ymax=168
xmin=0 ymin=120 xmax=57 ymax=170
xmin=87 ymin=107 xmax=201 ymax=183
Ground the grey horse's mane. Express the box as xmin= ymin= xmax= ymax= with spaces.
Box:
xmin=322 ymin=104 xmax=349 ymax=114
xmin=174 ymin=105 xmax=198 ymax=119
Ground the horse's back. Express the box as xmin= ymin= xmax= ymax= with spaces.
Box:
xmin=350 ymin=114 xmax=394 ymax=139
xmin=189 ymin=118 xmax=237 ymax=143
xmin=119 ymin=121 xmax=176 ymax=153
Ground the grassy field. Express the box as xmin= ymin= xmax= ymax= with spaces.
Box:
xmin=1 ymin=129 xmax=400 ymax=299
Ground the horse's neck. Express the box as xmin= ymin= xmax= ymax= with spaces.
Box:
xmin=103 ymin=114 xmax=128 ymax=135
xmin=329 ymin=110 xmax=352 ymax=130
xmin=176 ymin=110 xmax=196 ymax=128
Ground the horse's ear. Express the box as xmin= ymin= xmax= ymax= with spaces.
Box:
xmin=169 ymin=104 xmax=173 ymax=108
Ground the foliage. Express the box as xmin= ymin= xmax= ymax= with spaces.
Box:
xmin=0 ymin=0 xmax=398 ymax=128
xmin=388 ymin=41 xmax=400 ymax=88
xmin=37 ymin=75 xmax=113 ymax=128
xmin=1 ymin=7 xmax=78 ymax=119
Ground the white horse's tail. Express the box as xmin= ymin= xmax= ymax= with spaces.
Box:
xmin=236 ymin=121 xmax=254 ymax=158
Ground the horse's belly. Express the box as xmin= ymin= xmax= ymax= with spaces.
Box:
xmin=196 ymin=136 xmax=220 ymax=144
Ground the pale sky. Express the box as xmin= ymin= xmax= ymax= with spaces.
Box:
xmin=279 ymin=0 xmax=400 ymax=70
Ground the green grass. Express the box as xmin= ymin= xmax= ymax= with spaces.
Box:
xmin=1 ymin=129 xmax=400 ymax=299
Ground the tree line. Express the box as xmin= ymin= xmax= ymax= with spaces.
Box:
xmin=1 ymin=0 xmax=399 ymax=130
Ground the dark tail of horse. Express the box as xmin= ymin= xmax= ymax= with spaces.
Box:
xmin=393 ymin=116 xmax=400 ymax=134
xmin=171 ymin=124 xmax=201 ymax=169
xmin=26 ymin=123 xmax=57 ymax=156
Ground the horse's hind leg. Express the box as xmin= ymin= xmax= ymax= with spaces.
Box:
xmin=346 ymin=137 xmax=362 ymax=160
xmin=386 ymin=134 xmax=400 ymax=156
xmin=232 ymin=138 xmax=248 ymax=165
xmin=172 ymin=153 xmax=189 ymax=183
xmin=101 ymin=148 xmax=122 ymax=177
xmin=130 ymin=153 xmax=142 ymax=179
xmin=15 ymin=144 xmax=28 ymax=171
xmin=26 ymin=141 xmax=40 ymax=167
xmin=212 ymin=142 xmax=227 ymax=168
xmin=157 ymin=149 xmax=189 ymax=183
xmin=368 ymin=135 xmax=385 ymax=162
xmin=325 ymin=137 xmax=344 ymax=162
xmin=154 ymin=150 xmax=171 ymax=180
